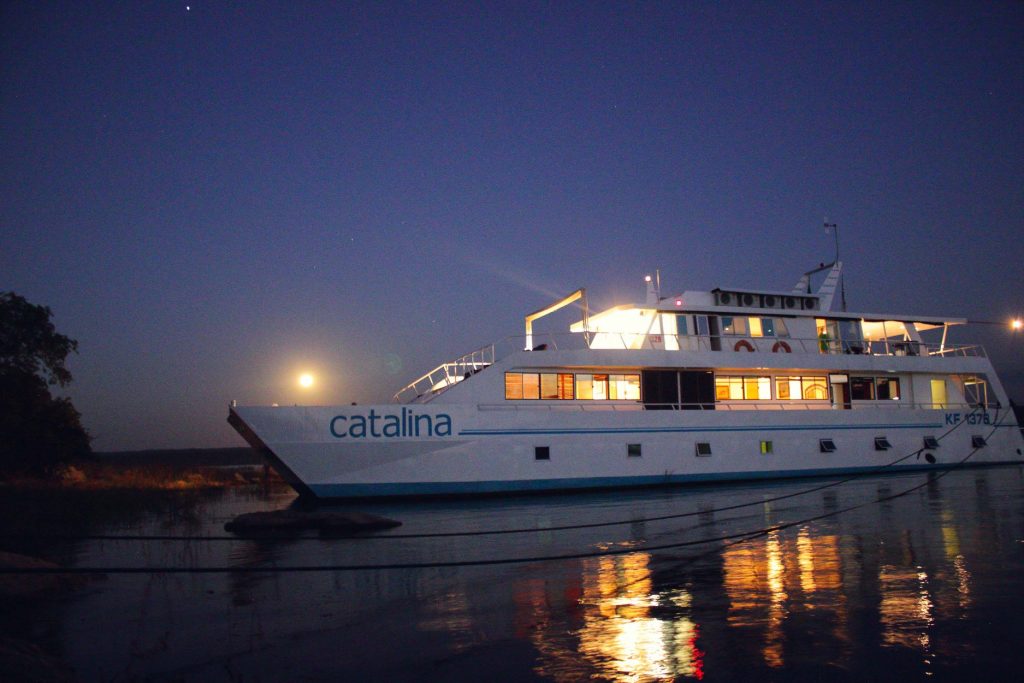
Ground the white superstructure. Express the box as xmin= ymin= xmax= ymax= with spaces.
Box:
xmin=229 ymin=263 xmax=1024 ymax=498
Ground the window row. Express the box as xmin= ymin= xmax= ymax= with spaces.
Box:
xmin=719 ymin=316 xmax=790 ymax=338
xmin=505 ymin=372 xmax=641 ymax=400
xmin=531 ymin=434 xmax=985 ymax=460
xmin=715 ymin=375 xmax=829 ymax=401
xmin=507 ymin=372 xmax=903 ymax=402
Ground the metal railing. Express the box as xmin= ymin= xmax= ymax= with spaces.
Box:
xmin=392 ymin=330 xmax=989 ymax=404
xmin=393 ymin=344 xmax=495 ymax=404
xmin=477 ymin=400 xmax=987 ymax=412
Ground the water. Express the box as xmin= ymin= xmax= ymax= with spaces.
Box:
xmin=3 ymin=464 xmax=1024 ymax=681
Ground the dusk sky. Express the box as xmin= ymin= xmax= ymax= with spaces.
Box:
xmin=2 ymin=2 xmax=1022 ymax=451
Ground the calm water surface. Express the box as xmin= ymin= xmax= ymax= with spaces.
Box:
xmin=3 ymin=464 xmax=1024 ymax=681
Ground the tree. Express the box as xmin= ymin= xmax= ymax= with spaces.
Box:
xmin=0 ymin=292 xmax=91 ymax=476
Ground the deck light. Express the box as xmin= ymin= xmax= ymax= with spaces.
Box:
xmin=675 ymin=298 xmax=683 ymax=307
xmin=1013 ymin=319 xmax=1022 ymax=330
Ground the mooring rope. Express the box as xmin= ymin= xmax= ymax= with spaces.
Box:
xmin=0 ymin=405 xmax=988 ymax=543
xmin=0 ymin=409 xmax=1008 ymax=574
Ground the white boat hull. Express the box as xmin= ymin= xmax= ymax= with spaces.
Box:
xmin=229 ymin=404 xmax=1024 ymax=498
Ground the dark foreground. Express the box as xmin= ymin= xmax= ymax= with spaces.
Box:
xmin=2 ymin=463 xmax=1023 ymax=681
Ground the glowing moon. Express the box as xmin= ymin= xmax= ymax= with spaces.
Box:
xmin=298 ymin=373 xmax=314 ymax=388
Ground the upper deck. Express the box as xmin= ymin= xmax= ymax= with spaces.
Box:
xmin=394 ymin=264 xmax=989 ymax=404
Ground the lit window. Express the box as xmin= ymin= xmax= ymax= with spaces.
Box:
xmin=558 ymin=373 xmax=574 ymax=400
xmin=576 ymin=374 xmax=593 ymax=400
xmin=748 ymin=318 xmax=764 ymax=337
xmin=523 ymin=373 xmax=540 ymax=400
xmin=776 ymin=376 xmax=829 ymax=401
xmin=540 ymin=373 xmax=559 ymax=400
xmin=609 ymin=374 xmax=641 ymax=400
xmin=722 ymin=317 xmax=748 ymax=336
xmin=505 ymin=373 xmax=523 ymax=400
xmin=760 ymin=440 xmax=773 ymax=454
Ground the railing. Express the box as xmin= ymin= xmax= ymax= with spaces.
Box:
xmin=477 ymin=400 xmax=987 ymax=412
xmin=392 ymin=330 xmax=989 ymax=404
xmin=393 ymin=344 xmax=495 ymax=404
xmin=512 ymin=331 xmax=986 ymax=358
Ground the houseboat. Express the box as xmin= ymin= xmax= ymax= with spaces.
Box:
xmin=229 ymin=262 xmax=1024 ymax=498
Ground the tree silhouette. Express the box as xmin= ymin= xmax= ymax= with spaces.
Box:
xmin=0 ymin=292 xmax=91 ymax=476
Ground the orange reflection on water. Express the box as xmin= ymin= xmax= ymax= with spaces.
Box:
xmin=577 ymin=553 xmax=704 ymax=681
xmin=520 ymin=552 xmax=704 ymax=681
xmin=722 ymin=527 xmax=847 ymax=668
xmin=879 ymin=565 xmax=933 ymax=652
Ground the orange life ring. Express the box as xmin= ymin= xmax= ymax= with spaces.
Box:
xmin=772 ymin=341 xmax=792 ymax=353
xmin=734 ymin=340 xmax=755 ymax=352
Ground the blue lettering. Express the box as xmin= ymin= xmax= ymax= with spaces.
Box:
xmin=415 ymin=414 xmax=432 ymax=436
xmin=383 ymin=415 xmax=400 ymax=437
xmin=329 ymin=411 xmax=454 ymax=439
xmin=436 ymin=414 xmax=452 ymax=436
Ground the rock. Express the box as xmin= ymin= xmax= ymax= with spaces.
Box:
xmin=224 ymin=509 xmax=401 ymax=535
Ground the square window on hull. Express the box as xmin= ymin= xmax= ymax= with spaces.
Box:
xmin=628 ymin=443 xmax=642 ymax=457
xmin=820 ymin=439 xmax=837 ymax=453
xmin=535 ymin=446 xmax=550 ymax=460
xmin=923 ymin=436 xmax=940 ymax=450
xmin=696 ymin=442 xmax=712 ymax=457
xmin=874 ymin=437 xmax=892 ymax=451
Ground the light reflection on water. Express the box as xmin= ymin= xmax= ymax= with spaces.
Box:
xmin=2 ymin=465 xmax=1023 ymax=680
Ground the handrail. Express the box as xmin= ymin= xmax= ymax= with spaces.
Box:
xmin=392 ymin=330 xmax=989 ymax=404
xmin=393 ymin=344 xmax=494 ymax=404
xmin=477 ymin=400 xmax=986 ymax=412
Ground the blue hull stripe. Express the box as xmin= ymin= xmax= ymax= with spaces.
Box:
xmin=307 ymin=461 xmax=1022 ymax=499
xmin=458 ymin=422 xmax=944 ymax=437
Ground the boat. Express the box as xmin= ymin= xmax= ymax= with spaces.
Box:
xmin=228 ymin=261 xmax=1024 ymax=498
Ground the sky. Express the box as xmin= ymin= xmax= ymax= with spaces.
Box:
xmin=2 ymin=1 xmax=1022 ymax=451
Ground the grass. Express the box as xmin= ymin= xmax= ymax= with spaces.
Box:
xmin=1 ymin=461 xmax=279 ymax=492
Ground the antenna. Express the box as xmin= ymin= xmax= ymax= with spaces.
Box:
xmin=823 ymin=219 xmax=847 ymax=311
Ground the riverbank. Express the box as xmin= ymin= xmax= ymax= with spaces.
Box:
xmin=0 ymin=447 xmax=276 ymax=492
